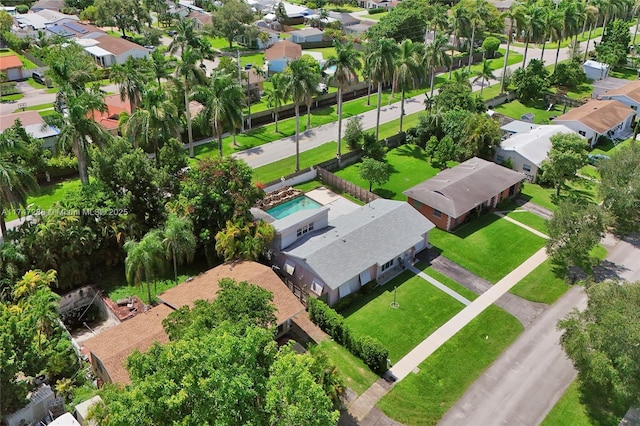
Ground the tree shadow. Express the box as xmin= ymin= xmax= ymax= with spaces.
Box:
xmin=394 ymin=144 xmax=428 ymax=161
xmin=577 ymin=382 xmax=628 ymax=426
xmin=373 ymin=188 xmax=396 ymax=199
xmin=452 ymin=213 xmax=501 ymax=239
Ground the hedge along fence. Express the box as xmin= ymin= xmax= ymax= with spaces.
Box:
xmin=308 ymin=298 xmax=389 ymax=374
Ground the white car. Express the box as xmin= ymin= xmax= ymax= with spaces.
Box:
xmin=317 ymin=83 xmax=328 ymax=94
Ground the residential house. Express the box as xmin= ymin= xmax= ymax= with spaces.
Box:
xmin=592 ymin=76 xmax=630 ymax=98
xmin=280 ymin=3 xmax=312 ymax=24
xmin=357 ymin=0 xmax=397 ymax=10
xmin=500 ymin=120 xmax=540 ymax=139
xmin=404 ymin=157 xmax=525 ymax=231
xmin=344 ymin=21 xmax=375 ymax=36
xmin=0 ymin=111 xmax=60 ymax=150
xmin=583 ymin=60 xmax=610 ymax=81
xmin=84 ymin=35 xmax=149 ymax=67
xmin=495 ymin=125 xmax=580 ymax=182
xmin=1 ymin=6 xmax=17 ymax=16
xmin=271 ymin=199 xmax=435 ymax=306
xmin=0 ymin=55 xmax=24 ymax=81
xmin=553 ymin=99 xmax=635 ymax=146
xmin=13 ymin=10 xmax=79 ymax=38
xmin=45 ymin=20 xmax=105 ymax=39
xmin=489 ymin=0 xmax=516 ymax=11
xmin=328 ymin=11 xmax=360 ymax=27
xmin=30 ymin=0 xmax=66 ymax=11
xmin=598 ymin=79 xmax=640 ymax=112
xmin=90 ymin=93 xmax=130 ymax=134
xmin=255 ymin=27 xmax=280 ymax=49
xmin=82 ymin=261 xmax=305 ymax=384
xmin=245 ymin=68 xmax=265 ymax=101
xmin=290 ymin=27 xmax=324 ymax=44
xmin=188 ymin=10 xmax=212 ymax=30
xmin=265 ymin=40 xmax=302 ymax=73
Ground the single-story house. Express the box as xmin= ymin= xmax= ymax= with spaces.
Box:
xmin=290 ymin=27 xmax=324 ymax=44
xmin=281 ymin=3 xmax=312 ymax=22
xmin=404 ymin=157 xmax=525 ymax=231
xmin=553 ymin=99 xmax=635 ymax=147
xmin=82 ymin=35 xmax=149 ymax=67
xmin=89 ymin=93 xmax=131 ymax=134
xmin=0 ymin=111 xmax=60 ymax=150
xmin=598 ymin=79 xmax=640 ymax=112
xmin=265 ymin=40 xmax=302 ymax=73
xmin=592 ymin=77 xmax=630 ymax=98
xmin=188 ymin=10 xmax=212 ymax=30
xmin=0 ymin=55 xmax=24 ymax=81
xmin=489 ymin=0 xmax=516 ymax=12
xmin=357 ymin=0 xmax=397 ymax=10
xmin=500 ymin=120 xmax=540 ymax=139
xmin=45 ymin=20 xmax=105 ymax=39
xmin=583 ymin=60 xmax=610 ymax=81
xmin=344 ymin=21 xmax=375 ymax=36
xmin=271 ymin=199 xmax=436 ymax=306
xmin=13 ymin=10 xmax=79 ymax=38
xmin=495 ymin=125 xmax=580 ymax=182
xmin=82 ymin=261 xmax=305 ymax=384
xmin=329 ymin=11 xmax=360 ymax=27
xmin=30 ymin=0 xmax=66 ymax=11
xmin=1 ymin=6 xmax=17 ymax=16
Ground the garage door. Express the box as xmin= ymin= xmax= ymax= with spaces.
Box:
xmin=7 ymin=68 xmax=20 ymax=81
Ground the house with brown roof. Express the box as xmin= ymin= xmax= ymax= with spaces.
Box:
xmin=598 ymin=80 xmax=640 ymax=112
xmin=0 ymin=110 xmax=59 ymax=149
xmin=84 ymin=35 xmax=149 ymax=67
xmin=0 ymin=55 xmax=24 ymax=81
xmin=188 ymin=10 xmax=212 ymax=30
xmin=82 ymin=261 xmax=305 ymax=384
xmin=265 ymin=40 xmax=302 ymax=73
xmin=553 ymin=100 xmax=635 ymax=147
xmin=404 ymin=157 xmax=525 ymax=231
xmin=89 ymin=93 xmax=130 ymax=134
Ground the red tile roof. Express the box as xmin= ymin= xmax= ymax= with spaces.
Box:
xmin=265 ymin=40 xmax=302 ymax=61
xmin=0 ymin=55 xmax=24 ymax=70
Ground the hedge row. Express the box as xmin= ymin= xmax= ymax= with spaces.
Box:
xmin=308 ymin=298 xmax=388 ymax=374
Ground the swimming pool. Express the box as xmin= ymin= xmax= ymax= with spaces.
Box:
xmin=265 ymin=196 xmax=322 ymax=220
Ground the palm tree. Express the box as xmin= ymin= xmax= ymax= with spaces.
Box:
xmin=540 ymin=7 xmax=563 ymax=60
xmin=583 ymin=2 xmax=601 ymax=62
xmin=175 ymin=46 xmax=207 ymax=158
xmin=124 ymin=230 xmax=165 ymax=305
xmin=323 ymin=41 xmax=362 ymax=158
xmin=425 ymin=33 xmax=451 ymax=97
xmin=162 ymin=214 xmax=196 ymax=282
xmin=515 ymin=2 xmax=546 ymax=67
xmin=554 ymin=0 xmax=583 ymax=70
xmin=46 ymin=43 xmax=96 ymax=95
xmin=56 ymin=86 xmax=110 ymax=184
xmin=283 ymin=58 xmax=321 ymax=172
xmin=109 ymin=57 xmax=150 ymax=114
xmin=632 ymin=0 xmax=640 ymax=57
xmin=467 ymin=0 xmax=491 ymax=72
xmin=394 ymin=39 xmax=423 ymax=133
xmin=448 ymin=6 xmax=470 ymax=79
xmin=0 ymin=130 xmax=38 ymax=240
xmin=500 ymin=6 xmax=518 ymax=94
xmin=125 ymin=84 xmax=181 ymax=162
xmin=150 ymin=49 xmax=176 ymax=86
xmin=473 ymin=59 xmax=496 ymax=96
xmin=365 ymin=37 xmax=398 ymax=141
xmin=264 ymin=72 xmax=288 ymax=133
xmin=192 ymin=70 xmax=245 ymax=157
xmin=168 ymin=19 xmax=197 ymax=56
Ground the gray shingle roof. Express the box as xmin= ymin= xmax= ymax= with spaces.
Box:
xmin=282 ymin=199 xmax=435 ymax=290
xmin=403 ymin=157 xmax=525 ymax=218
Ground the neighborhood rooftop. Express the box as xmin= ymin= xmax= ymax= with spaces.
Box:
xmin=599 ymin=79 xmax=640 ymax=102
xmin=403 ymin=157 xmax=525 ymax=218
xmin=499 ymin=125 xmax=577 ymax=167
xmin=554 ymin=99 xmax=634 ymax=134
xmin=0 ymin=55 xmax=23 ymax=70
xmin=282 ymin=199 xmax=435 ymax=290
xmin=265 ymin=40 xmax=302 ymax=61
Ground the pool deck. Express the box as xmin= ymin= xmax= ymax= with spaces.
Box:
xmin=306 ymin=187 xmax=359 ymax=221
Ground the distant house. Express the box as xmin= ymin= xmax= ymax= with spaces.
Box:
xmin=404 ymin=157 xmax=525 ymax=231
xmin=553 ymin=100 xmax=635 ymax=146
xmin=13 ymin=10 xmax=79 ymax=38
xmin=82 ymin=261 xmax=305 ymax=384
xmin=598 ymin=79 xmax=640 ymax=112
xmin=90 ymin=93 xmax=130 ymax=134
xmin=45 ymin=20 xmax=104 ymax=39
xmin=0 ymin=111 xmax=60 ymax=150
xmin=82 ymin=35 xmax=149 ymax=67
xmin=357 ymin=0 xmax=396 ymax=10
xmin=489 ymin=0 xmax=516 ymax=11
xmin=290 ymin=27 xmax=324 ymax=44
xmin=583 ymin=60 xmax=610 ymax=81
xmin=329 ymin=11 xmax=360 ymax=27
xmin=495 ymin=125 xmax=580 ymax=182
xmin=30 ymin=0 xmax=66 ymax=11
xmin=344 ymin=21 xmax=375 ymax=36
xmin=188 ymin=10 xmax=212 ymax=30
xmin=280 ymin=3 xmax=312 ymax=23
xmin=500 ymin=120 xmax=540 ymax=139
xmin=0 ymin=55 xmax=24 ymax=81
xmin=271 ymin=199 xmax=435 ymax=306
xmin=265 ymin=40 xmax=302 ymax=73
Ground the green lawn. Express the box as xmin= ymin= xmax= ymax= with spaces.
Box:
xmin=364 ymin=11 xmax=388 ymax=21
xmin=340 ymin=271 xmax=465 ymax=362
xmin=377 ymin=306 xmax=523 ymax=426
xmin=493 ymin=99 xmax=568 ymax=124
xmin=434 ymin=49 xmax=523 ymax=88
xmin=609 ymin=67 xmax=639 ymax=81
xmin=504 ymin=210 xmax=548 ymax=234
xmin=25 ymin=78 xmax=48 ymax=90
xmin=541 ymin=380 xmax=595 ymax=426
xmin=5 ymin=180 xmax=83 ymax=222
xmin=520 ymin=176 xmax=600 ymax=212
xmin=415 ymin=261 xmax=478 ymax=301
xmin=1 ymin=93 xmax=23 ymax=102
xmin=429 ymin=215 xmax=546 ymax=283
xmin=550 ymin=83 xmax=594 ymax=100
xmin=310 ymin=340 xmax=378 ymax=395
xmin=510 ymin=259 xmax=569 ymax=304
xmin=335 ymin=144 xmax=452 ymax=200
xmin=14 ymin=102 xmax=54 ymax=112
xmin=252 ymin=142 xmax=340 ymax=184
xmin=591 ymin=137 xmax=632 ymax=156
xmin=480 ymin=83 xmax=503 ymax=100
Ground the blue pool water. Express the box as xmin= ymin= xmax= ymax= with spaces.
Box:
xmin=266 ymin=196 xmax=322 ymax=220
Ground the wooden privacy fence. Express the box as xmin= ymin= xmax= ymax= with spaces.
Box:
xmin=316 ymin=167 xmax=379 ymax=204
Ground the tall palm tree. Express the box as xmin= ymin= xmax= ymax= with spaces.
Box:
xmin=192 ymin=70 xmax=245 ymax=157
xmin=394 ymin=39 xmax=423 ymax=133
xmin=283 ymin=58 xmax=321 ymax=172
xmin=109 ymin=57 xmax=150 ymax=114
xmin=125 ymin=84 xmax=181 ymax=162
xmin=150 ymin=49 xmax=176 ymax=86
xmin=500 ymin=5 xmax=518 ymax=94
xmin=425 ymin=33 xmax=451 ymax=97
xmin=56 ymin=86 xmax=110 ymax=184
xmin=169 ymin=19 xmax=197 ymax=56
xmin=46 ymin=43 xmax=96 ymax=95
xmin=583 ymin=2 xmax=601 ymax=61
xmin=632 ymin=0 xmax=640 ymax=57
xmin=555 ymin=0 xmax=583 ymax=70
xmin=467 ymin=0 xmax=491 ymax=72
xmin=323 ymin=41 xmax=362 ymax=158
xmin=0 ymin=130 xmax=38 ymax=240
xmin=264 ymin=73 xmax=288 ymax=133
xmin=162 ymin=214 xmax=196 ymax=282
xmin=124 ymin=230 xmax=165 ymax=305
xmin=473 ymin=59 xmax=496 ymax=96
xmin=540 ymin=7 xmax=563 ymax=60
xmin=448 ymin=6 xmax=470 ymax=79
xmin=175 ymin=46 xmax=207 ymax=158
xmin=515 ymin=2 xmax=546 ymax=67
xmin=365 ymin=37 xmax=398 ymax=141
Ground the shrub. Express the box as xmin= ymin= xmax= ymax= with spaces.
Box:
xmin=15 ymin=4 xmax=29 ymax=13
xmin=368 ymin=7 xmax=385 ymax=14
xmin=481 ymin=36 xmax=501 ymax=58
xmin=353 ymin=335 xmax=388 ymax=374
xmin=44 ymin=155 xmax=78 ymax=180
xmin=344 ymin=115 xmax=363 ymax=152
xmin=551 ymin=61 xmax=587 ymax=89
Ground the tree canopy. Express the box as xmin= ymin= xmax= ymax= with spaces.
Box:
xmin=541 ymin=132 xmax=588 ymax=196
xmin=511 ymin=59 xmax=550 ymax=102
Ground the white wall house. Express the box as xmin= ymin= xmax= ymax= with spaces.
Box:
xmin=598 ymin=80 xmax=640 ymax=112
xmin=495 ymin=125 xmax=580 ymax=182
xmin=83 ymin=35 xmax=149 ymax=67
xmin=554 ymin=100 xmax=635 ymax=147
xmin=290 ymin=27 xmax=324 ymax=43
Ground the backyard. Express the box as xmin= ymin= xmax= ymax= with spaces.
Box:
xmin=493 ymin=99 xmax=569 ymax=124
xmin=428 ymin=214 xmax=547 ymax=283
xmin=339 ymin=270 xmax=466 ymax=362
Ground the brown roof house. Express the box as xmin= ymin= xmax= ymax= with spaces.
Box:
xmin=265 ymin=40 xmax=302 ymax=73
xmin=553 ymin=99 xmax=635 ymax=147
xmin=0 ymin=110 xmax=59 ymax=150
xmin=0 ymin=55 xmax=24 ymax=81
xmin=84 ymin=35 xmax=149 ymax=67
xmin=82 ymin=261 xmax=305 ymax=384
xmin=598 ymin=80 xmax=640 ymax=111
xmin=404 ymin=157 xmax=525 ymax=231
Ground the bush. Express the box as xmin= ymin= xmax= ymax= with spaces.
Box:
xmin=551 ymin=61 xmax=587 ymax=89
xmin=481 ymin=36 xmax=501 ymax=58
xmin=307 ymin=298 xmax=390 ymax=373
xmin=344 ymin=115 xmax=363 ymax=152
xmin=44 ymin=155 xmax=78 ymax=180
xmin=15 ymin=4 xmax=29 ymax=13
xmin=368 ymin=7 xmax=385 ymax=14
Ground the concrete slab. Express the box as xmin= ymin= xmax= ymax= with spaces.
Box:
xmin=306 ymin=186 xmax=360 ymax=221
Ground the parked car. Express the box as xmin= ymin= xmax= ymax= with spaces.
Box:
xmin=317 ymin=83 xmax=328 ymax=94
xmin=587 ymin=153 xmax=610 ymax=165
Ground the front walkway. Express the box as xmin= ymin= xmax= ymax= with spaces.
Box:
xmin=406 ymin=264 xmax=471 ymax=306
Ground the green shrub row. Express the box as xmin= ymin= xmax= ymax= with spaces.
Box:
xmin=368 ymin=7 xmax=385 ymax=14
xmin=40 ymin=155 xmax=78 ymax=181
xmin=308 ymin=298 xmax=389 ymax=374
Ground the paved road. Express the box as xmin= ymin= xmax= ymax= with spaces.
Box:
xmin=438 ymin=286 xmax=587 ymax=426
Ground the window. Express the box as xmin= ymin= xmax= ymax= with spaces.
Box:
xmin=523 ymin=164 xmax=531 ymax=172
xmin=433 ymin=209 xmax=442 ymax=218
xmin=578 ymin=130 xmax=586 ymax=136
xmin=296 ymin=222 xmax=314 ymax=238
xmin=381 ymin=259 xmax=394 ymax=272
xmin=496 ymin=155 xmax=504 ymax=163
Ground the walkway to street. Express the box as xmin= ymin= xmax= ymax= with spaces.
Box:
xmin=406 ymin=264 xmax=471 ymax=306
